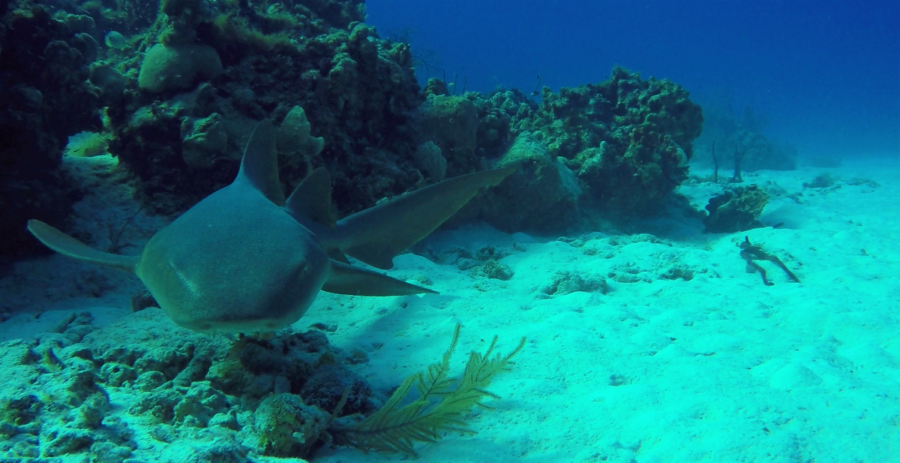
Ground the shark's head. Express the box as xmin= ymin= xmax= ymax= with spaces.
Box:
xmin=135 ymin=185 xmax=331 ymax=334
xmin=131 ymin=120 xmax=331 ymax=334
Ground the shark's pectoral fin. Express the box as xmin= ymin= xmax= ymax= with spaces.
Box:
xmin=327 ymin=248 xmax=351 ymax=264
xmin=27 ymin=220 xmax=140 ymax=273
xmin=322 ymin=260 xmax=438 ymax=296
xmin=332 ymin=166 xmax=517 ymax=270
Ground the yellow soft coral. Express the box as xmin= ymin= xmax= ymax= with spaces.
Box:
xmin=329 ymin=324 xmax=526 ymax=456
xmin=64 ymin=131 xmax=109 ymax=157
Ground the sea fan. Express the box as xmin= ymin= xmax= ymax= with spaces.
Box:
xmin=329 ymin=324 xmax=525 ymax=456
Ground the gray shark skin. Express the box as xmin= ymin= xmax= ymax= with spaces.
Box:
xmin=27 ymin=120 xmax=515 ymax=334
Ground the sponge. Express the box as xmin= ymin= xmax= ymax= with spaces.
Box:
xmin=138 ymin=43 xmax=223 ymax=93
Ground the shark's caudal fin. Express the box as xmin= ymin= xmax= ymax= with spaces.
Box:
xmin=323 ymin=260 xmax=437 ymax=296
xmin=236 ymin=120 xmax=286 ymax=206
xmin=27 ymin=220 xmax=140 ymax=273
xmin=329 ymin=166 xmax=516 ymax=270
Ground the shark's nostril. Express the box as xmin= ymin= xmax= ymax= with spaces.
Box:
xmin=292 ymin=258 xmax=310 ymax=278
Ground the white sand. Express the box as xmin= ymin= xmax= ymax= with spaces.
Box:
xmin=2 ymin=156 xmax=898 ymax=462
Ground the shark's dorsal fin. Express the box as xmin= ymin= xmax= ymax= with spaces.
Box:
xmin=286 ymin=167 xmax=337 ymax=228
xmin=27 ymin=220 xmax=140 ymax=273
xmin=236 ymin=120 xmax=285 ymax=206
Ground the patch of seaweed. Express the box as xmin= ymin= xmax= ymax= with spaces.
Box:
xmin=329 ymin=325 xmax=525 ymax=456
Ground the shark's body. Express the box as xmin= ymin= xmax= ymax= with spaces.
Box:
xmin=28 ymin=121 xmax=514 ymax=334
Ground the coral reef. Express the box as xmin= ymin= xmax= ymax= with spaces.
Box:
xmin=421 ymin=69 xmax=702 ymax=232
xmin=137 ymin=43 xmax=223 ymax=93
xmin=541 ymin=270 xmax=608 ymax=296
xmin=519 ymin=67 xmax=702 ymax=220
xmin=103 ymin=0 xmax=422 ymax=216
xmin=480 ymin=131 xmax=583 ymax=232
xmin=0 ymin=309 xmax=355 ymax=460
xmin=277 ymin=105 xmax=325 ymax=160
xmin=180 ymin=112 xmax=229 ymax=169
xmin=470 ymin=88 xmax=537 ymax=158
xmin=411 ymin=140 xmax=448 ymax=183
xmin=474 ymin=258 xmax=515 ymax=280
xmin=4 ymin=0 xmax=708 ymax=254
xmin=703 ymin=184 xmax=770 ymax=233
xmin=0 ymin=310 xmax=522 ymax=460
xmin=460 ymin=67 xmax=703 ymax=228
xmin=0 ymin=1 xmax=102 ymax=256
xmin=415 ymin=94 xmax=480 ymax=177
xmin=3 ymin=0 xmax=709 ymax=259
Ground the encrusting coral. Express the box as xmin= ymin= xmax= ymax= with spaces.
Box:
xmin=0 ymin=311 xmax=524 ymax=460
xmin=0 ymin=1 xmax=103 ymax=256
xmin=462 ymin=67 xmax=703 ymax=227
xmin=703 ymin=184 xmax=769 ymax=233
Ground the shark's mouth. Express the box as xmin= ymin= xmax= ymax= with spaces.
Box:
xmin=177 ymin=314 xmax=296 ymax=335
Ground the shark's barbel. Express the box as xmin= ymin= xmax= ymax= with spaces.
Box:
xmin=28 ymin=120 xmax=514 ymax=334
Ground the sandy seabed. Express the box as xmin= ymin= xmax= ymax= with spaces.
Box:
xmin=2 ymin=155 xmax=898 ymax=462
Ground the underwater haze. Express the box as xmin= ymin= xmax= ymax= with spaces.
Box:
xmin=1 ymin=0 xmax=899 ymax=462
xmin=369 ymin=0 xmax=900 ymax=159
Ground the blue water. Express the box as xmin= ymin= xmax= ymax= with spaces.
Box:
xmin=368 ymin=0 xmax=900 ymax=159
xmin=3 ymin=1 xmax=900 ymax=461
